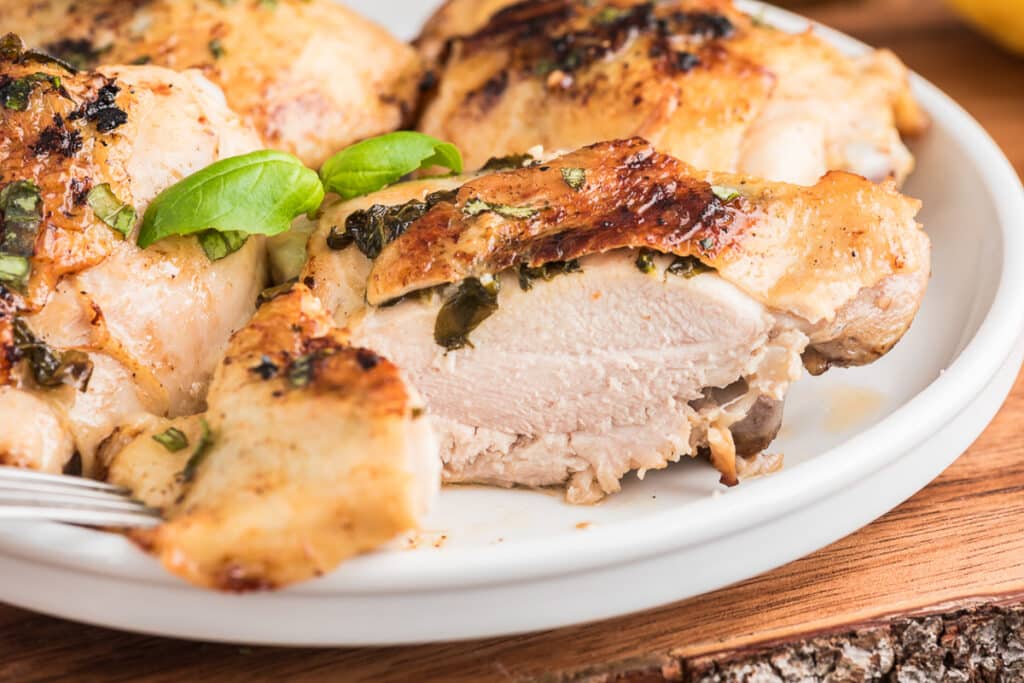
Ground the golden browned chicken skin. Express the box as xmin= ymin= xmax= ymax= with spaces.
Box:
xmin=107 ymin=285 xmax=439 ymax=590
xmin=418 ymin=0 xmax=928 ymax=185
xmin=304 ymin=138 xmax=929 ymax=501
xmin=3 ymin=0 xmax=423 ymax=166
xmin=0 ymin=36 xmax=265 ymax=474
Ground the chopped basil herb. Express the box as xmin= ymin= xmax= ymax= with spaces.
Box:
xmin=152 ymin=427 xmax=189 ymax=452
xmin=434 ymin=276 xmax=500 ymax=351
xmin=594 ymin=7 xmax=630 ymax=24
xmin=711 ymin=185 xmax=740 ymax=202
xmin=138 ymin=151 xmax=324 ymax=249
xmin=87 ymin=184 xmax=136 ymax=238
xmin=666 ymin=255 xmax=713 ymax=278
xmin=518 ymin=259 xmax=581 ymax=291
xmin=288 ymin=354 xmax=315 ymax=388
xmin=181 ymin=418 xmax=213 ymax=483
xmin=698 ymin=236 xmax=715 ymax=251
xmin=480 ymin=153 xmax=534 ymax=172
xmin=0 ymin=72 xmax=63 ymax=111
xmin=319 ymin=131 xmax=463 ymax=200
xmin=208 ymin=38 xmax=225 ymax=60
xmin=11 ymin=318 xmax=93 ymax=391
xmin=560 ymin=167 xmax=586 ymax=191
xmin=463 ymin=198 xmax=539 ymax=220
xmin=256 ymin=279 xmax=297 ymax=307
xmin=635 ymin=248 xmax=658 ymax=274
xmin=196 ymin=229 xmax=247 ymax=261
xmin=0 ymin=180 xmax=41 ymax=287
xmin=0 ymin=255 xmax=29 ymax=286
xmin=332 ymin=189 xmax=456 ymax=259
xmin=1 ymin=33 xmax=78 ymax=74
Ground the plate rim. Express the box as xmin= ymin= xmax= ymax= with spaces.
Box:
xmin=1 ymin=0 xmax=1023 ymax=598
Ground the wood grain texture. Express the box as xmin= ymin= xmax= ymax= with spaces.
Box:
xmin=1 ymin=1 xmax=1023 ymax=681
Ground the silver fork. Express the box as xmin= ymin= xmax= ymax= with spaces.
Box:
xmin=0 ymin=466 xmax=161 ymax=527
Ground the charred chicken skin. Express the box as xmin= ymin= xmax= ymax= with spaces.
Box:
xmin=417 ymin=0 xmax=927 ymax=185
xmin=2 ymin=0 xmax=422 ymax=166
xmin=304 ymin=138 xmax=929 ymax=503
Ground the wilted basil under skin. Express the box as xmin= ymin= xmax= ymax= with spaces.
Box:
xmin=329 ymin=189 xmax=457 ymax=259
xmin=12 ymin=318 xmax=93 ymax=391
xmin=434 ymin=277 xmax=500 ymax=351
xmin=463 ymin=198 xmax=539 ymax=220
xmin=635 ymin=248 xmax=659 ymax=274
xmin=667 ymin=255 xmax=713 ymax=278
xmin=517 ymin=259 xmax=582 ymax=291
xmin=0 ymin=180 xmax=42 ymax=288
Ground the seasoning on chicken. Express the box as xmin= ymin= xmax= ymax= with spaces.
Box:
xmin=3 ymin=0 xmax=422 ymax=166
xmin=417 ymin=0 xmax=928 ymax=185
xmin=304 ymin=138 xmax=930 ymax=503
xmin=0 ymin=36 xmax=265 ymax=475
xmin=106 ymin=284 xmax=438 ymax=591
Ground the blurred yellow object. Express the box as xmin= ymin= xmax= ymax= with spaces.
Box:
xmin=947 ymin=0 xmax=1024 ymax=54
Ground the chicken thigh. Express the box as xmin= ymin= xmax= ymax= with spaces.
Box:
xmin=106 ymin=285 xmax=438 ymax=590
xmin=0 ymin=37 xmax=265 ymax=475
xmin=417 ymin=0 xmax=927 ymax=185
xmin=3 ymin=0 xmax=422 ymax=166
xmin=303 ymin=138 xmax=930 ymax=503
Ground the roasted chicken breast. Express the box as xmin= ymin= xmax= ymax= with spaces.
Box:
xmin=0 ymin=37 xmax=265 ymax=475
xmin=3 ymin=0 xmax=422 ymax=166
xmin=304 ymin=138 xmax=930 ymax=503
xmin=418 ymin=0 xmax=928 ymax=185
xmin=106 ymin=285 xmax=438 ymax=590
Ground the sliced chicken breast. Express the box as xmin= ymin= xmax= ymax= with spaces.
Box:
xmin=0 ymin=39 xmax=265 ymax=474
xmin=417 ymin=0 xmax=928 ymax=185
xmin=3 ymin=0 xmax=422 ymax=166
xmin=303 ymin=138 xmax=929 ymax=502
xmin=106 ymin=285 xmax=438 ymax=591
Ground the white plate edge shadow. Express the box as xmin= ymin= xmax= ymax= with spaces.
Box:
xmin=0 ymin=0 xmax=1022 ymax=639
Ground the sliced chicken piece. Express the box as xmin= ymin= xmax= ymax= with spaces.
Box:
xmin=0 ymin=39 xmax=265 ymax=474
xmin=417 ymin=0 xmax=928 ymax=185
xmin=303 ymin=138 xmax=929 ymax=502
xmin=106 ymin=285 xmax=438 ymax=591
xmin=3 ymin=0 xmax=422 ymax=166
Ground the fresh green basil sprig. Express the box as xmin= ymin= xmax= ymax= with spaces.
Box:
xmin=137 ymin=150 xmax=324 ymax=256
xmin=137 ymin=133 xmax=463 ymax=263
xmin=319 ymin=131 xmax=463 ymax=200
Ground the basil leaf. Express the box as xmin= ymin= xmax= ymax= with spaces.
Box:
xmin=434 ymin=276 xmax=500 ymax=351
xmin=463 ymin=198 xmax=539 ymax=220
xmin=152 ymin=427 xmax=189 ymax=452
xmin=197 ymin=229 xmax=248 ymax=261
xmin=137 ymin=150 xmax=325 ymax=249
xmin=1 ymin=180 xmax=42 ymax=256
xmin=635 ymin=248 xmax=658 ymax=274
xmin=181 ymin=418 xmax=213 ymax=483
xmin=667 ymin=255 xmax=713 ymax=278
xmin=560 ymin=167 xmax=586 ymax=191
xmin=711 ymin=185 xmax=740 ymax=202
xmin=87 ymin=183 xmax=136 ymax=238
xmin=0 ymin=254 xmax=29 ymax=287
xmin=12 ymin=318 xmax=93 ymax=391
xmin=319 ymin=132 xmax=463 ymax=200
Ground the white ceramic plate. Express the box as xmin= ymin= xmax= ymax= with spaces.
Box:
xmin=1 ymin=1 xmax=1023 ymax=646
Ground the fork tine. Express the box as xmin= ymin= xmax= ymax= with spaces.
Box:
xmin=0 ymin=480 xmax=140 ymax=501
xmin=0 ymin=506 xmax=162 ymax=527
xmin=0 ymin=491 xmax=157 ymax=512
xmin=0 ymin=467 xmax=129 ymax=493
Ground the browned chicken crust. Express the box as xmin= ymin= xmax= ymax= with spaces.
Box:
xmin=368 ymin=138 xmax=927 ymax=340
xmin=110 ymin=285 xmax=437 ymax=591
xmin=3 ymin=0 xmax=422 ymax=166
xmin=418 ymin=0 xmax=928 ymax=185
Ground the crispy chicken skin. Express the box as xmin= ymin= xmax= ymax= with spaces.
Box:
xmin=417 ymin=0 xmax=928 ymax=185
xmin=3 ymin=0 xmax=422 ymax=166
xmin=303 ymin=139 xmax=929 ymax=502
xmin=0 ymin=40 xmax=265 ymax=474
xmin=106 ymin=285 xmax=438 ymax=591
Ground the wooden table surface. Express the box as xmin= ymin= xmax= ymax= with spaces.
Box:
xmin=2 ymin=1 xmax=1023 ymax=681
